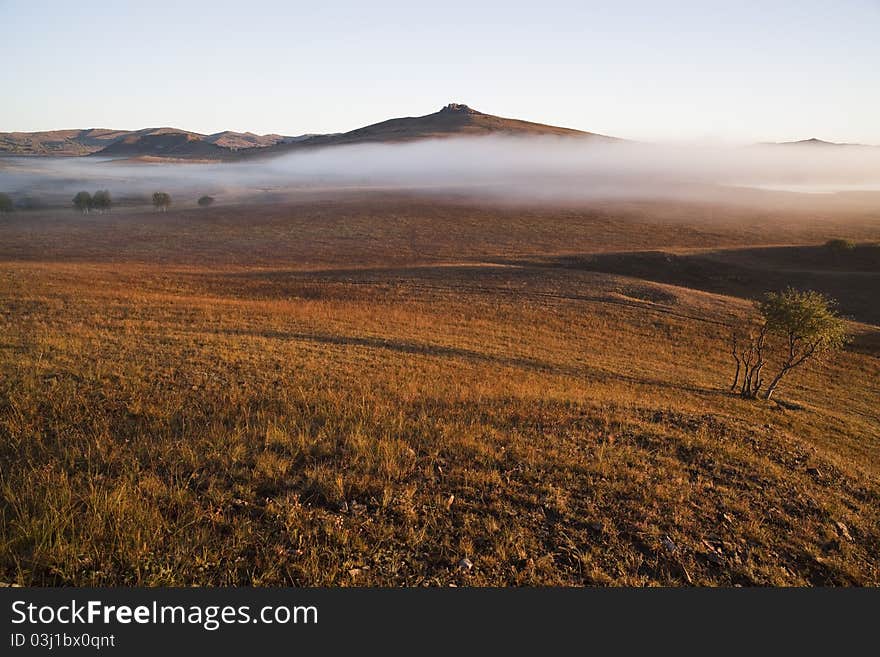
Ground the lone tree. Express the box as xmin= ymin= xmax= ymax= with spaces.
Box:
xmin=73 ymin=191 xmax=93 ymax=214
xmin=152 ymin=192 xmax=171 ymax=212
xmin=730 ymin=288 xmax=848 ymax=400
xmin=92 ymin=189 xmax=113 ymax=213
xmin=197 ymin=195 xmax=215 ymax=207
xmin=0 ymin=193 xmax=13 ymax=213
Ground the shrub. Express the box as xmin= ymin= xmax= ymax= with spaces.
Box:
xmin=825 ymin=238 xmax=855 ymax=252
xmin=152 ymin=192 xmax=172 ymax=212
xmin=92 ymin=190 xmax=113 ymax=213
xmin=73 ymin=191 xmax=93 ymax=214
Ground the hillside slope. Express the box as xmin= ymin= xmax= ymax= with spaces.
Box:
xmin=203 ymin=131 xmax=287 ymax=149
xmin=300 ymin=104 xmax=604 ymax=145
xmin=0 ymin=128 xmax=135 ymax=156
xmin=0 ymin=195 xmax=877 ymax=586
xmin=93 ymin=130 xmax=230 ymax=159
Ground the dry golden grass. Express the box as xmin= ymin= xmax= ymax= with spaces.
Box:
xmin=1 ymin=193 xmax=878 ymax=586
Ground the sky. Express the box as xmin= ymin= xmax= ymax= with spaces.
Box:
xmin=2 ymin=0 xmax=879 ymax=143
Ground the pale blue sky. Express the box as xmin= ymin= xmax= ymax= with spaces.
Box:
xmin=2 ymin=0 xmax=879 ymax=143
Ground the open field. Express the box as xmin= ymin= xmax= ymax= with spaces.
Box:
xmin=1 ymin=191 xmax=879 ymax=585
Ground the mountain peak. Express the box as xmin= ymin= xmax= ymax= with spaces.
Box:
xmin=439 ymin=103 xmax=478 ymax=114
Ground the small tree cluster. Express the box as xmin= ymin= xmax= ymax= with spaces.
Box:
xmin=730 ymin=288 xmax=847 ymax=400
xmin=0 ymin=192 xmax=13 ymax=213
xmin=152 ymin=192 xmax=172 ymax=212
xmin=72 ymin=190 xmax=113 ymax=214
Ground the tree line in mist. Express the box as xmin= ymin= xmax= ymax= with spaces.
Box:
xmin=67 ymin=190 xmax=216 ymax=214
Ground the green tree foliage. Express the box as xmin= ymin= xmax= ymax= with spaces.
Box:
xmin=73 ymin=191 xmax=93 ymax=214
xmin=824 ymin=238 xmax=855 ymax=253
xmin=92 ymin=190 xmax=113 ymax=213
xmin=197 ymin=195 xmax=215 ymax=207
xmin=152 ymin=192 xmax=171 ymax=212
xmin=730 ymin=288 xmax=848 ymax=400
xmin=0 ymin=192 xmax=13 ymax=213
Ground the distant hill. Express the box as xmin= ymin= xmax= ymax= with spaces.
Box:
xmin=0 ymin=127 xmax=292 ymax=157
xmin=252 ymin=104 xmax=615 ymax=158
xmin=299 ymin=104 xmax=605 ymax=145
xmin=94 ymin=129 xmax=229 ymax=159
xmin=769 ymin=137 xmax=872 ymax=148
xmin=0 ymin=128 xmax=137 ymax=156
xmin=0 ymin=104 xmax=615 ymax=160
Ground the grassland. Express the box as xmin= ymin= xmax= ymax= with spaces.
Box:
xmin=1 ymin=191 xmax=878 ymax=585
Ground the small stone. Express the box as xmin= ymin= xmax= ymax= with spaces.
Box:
xmin=458 ymin=558 xmax=473 ymax=572
xmin=661 ymin=535 xmax=677 ymax=553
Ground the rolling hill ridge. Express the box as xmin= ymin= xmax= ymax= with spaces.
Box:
xmin=0 ymin=104 xmax=613 ymax=160
xmin=3 ymin=105 xmax=871 ymax=160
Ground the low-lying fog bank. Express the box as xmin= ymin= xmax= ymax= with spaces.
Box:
xmin=2 ymin=136 xmax=880 ymax=208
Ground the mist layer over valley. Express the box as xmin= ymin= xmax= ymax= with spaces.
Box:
xmin=3 ymin=136 xmax=880 ymax=207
